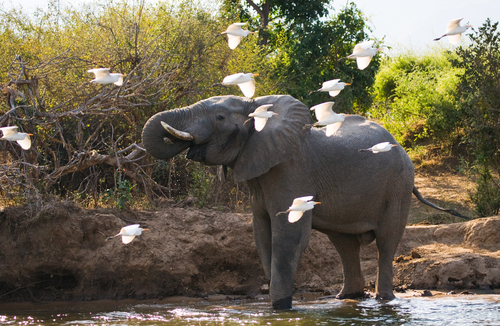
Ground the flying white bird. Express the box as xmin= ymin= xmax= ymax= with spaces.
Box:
xmin=221 ymin=22 xmax=255 ymax=49
xmin=248 ymin=104 xmax=278 ymax=131
xmin=222 ymin=72 xmax=258 ymax=98
xmin=347 ymin=41 xmax=381 ymax=70
xmin=310 ymin=102 xmax=345 ymax=136
xmin=282 ymin=196 xmax=321 ymax=223
xmin=433 ymin=18 xmax=472 ymax=44
xmin=0 ymin=126 xmax=32 ymax=150
xmin=359 ymin=142 xmax=397 ymax=153
xmin=88 ymin=68 xmax=126 ymax=86
xmin=318 ymin=79 xmax=351 ymax=97
xmin=106 ymin=224 xmax=149 ymax=244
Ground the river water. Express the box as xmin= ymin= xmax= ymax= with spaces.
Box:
xmin=1 ymin=292 xmax=500 ymax=325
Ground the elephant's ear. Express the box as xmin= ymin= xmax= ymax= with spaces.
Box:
xmin=233 ymin=95 xmax=313 ymax=182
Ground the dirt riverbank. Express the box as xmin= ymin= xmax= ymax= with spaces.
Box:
xmin=0 ymin=170 xmax=498 ymax=303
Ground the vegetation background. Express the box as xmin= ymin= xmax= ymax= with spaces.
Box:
xmin=0 ymin=0 xmax=499 ymax=219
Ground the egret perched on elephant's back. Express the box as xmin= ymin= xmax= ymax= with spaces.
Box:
xmin=0 ymin=126 xmax=32 ymax=150
xmin=142 ymin=94 xmax=468 ymax=310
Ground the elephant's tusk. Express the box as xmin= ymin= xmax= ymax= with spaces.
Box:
xmin=161 ymin=121 xmax=193 ymax=141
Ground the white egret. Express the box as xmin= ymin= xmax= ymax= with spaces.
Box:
xmin=107 ymin=224 xmax=149 ymax=244
xmin=433 ymin=18 xmax=471 ymax=44
xmin=318 ymin=79 xmax=350 ymax=97
xmin=278 ymin=196 xmax=321 ymax=223
xmin=88 ymin=68 xmax=126 ymax=86
xmin=222 ymin=73 xmax=258 ymax=98
xmin=359 ymin=142 xmax=397 ymax=153
xmin=221 ymin=22 xmax=255 ymax=49
xmin=310 ymin=102 xmax=345 ymax=136
xmin=0 ymin=126 xmax=32 ymax=150
xmin=248 ymin=104 xmax=277 ymax=131
xmin=347 ymin=41 xmax=381 ymax=70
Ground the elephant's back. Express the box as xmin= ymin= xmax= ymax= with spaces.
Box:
xmin=305 ymin=115 xmax=414 ymax=227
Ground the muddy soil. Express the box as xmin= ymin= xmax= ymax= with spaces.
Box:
xmin=0 ymin=170 xmax=498 ymax=303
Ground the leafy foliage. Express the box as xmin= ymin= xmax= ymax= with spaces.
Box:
xmin=369 ymin=50 xmax=463 ymax=146
xmin=0 ymin=0 xmax=271 ymax=211
xmin=454 ymin=19 xmax=500 ymax=216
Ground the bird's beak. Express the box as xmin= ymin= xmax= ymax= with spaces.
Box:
xmin=253 ymin=73 xmax=259 ymax=77
xmin=378 ymin=48 xmax=383 ymax=51
xmin=345 ymin=83 xmax=351 ymax=85
xmin=315 ymin=202 xmax=321 ymax=205
xmin=121 ymin=74 xmax=126 ymax=77
xmin=392 ymin=144 xmax=398 ymax=147
xmin=143 ymin=228 xmax=150 ymax=231
xmin=250 ymin=31 xmax=256 ymax=34
xmin=28 ymin=133 xmax=33 ymax=136
xmin=273 ymin=112 xmax=279 ymax=115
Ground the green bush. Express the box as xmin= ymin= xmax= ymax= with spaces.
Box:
xmin=369 ymin=50 xmax=463 ymax=147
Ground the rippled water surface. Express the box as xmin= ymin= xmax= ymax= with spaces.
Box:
xmin=1 ymin=294 xmax=500 ymax=325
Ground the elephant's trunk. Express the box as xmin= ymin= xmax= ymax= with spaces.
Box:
xmin=142 ymin=109 xmax=193 ymax=160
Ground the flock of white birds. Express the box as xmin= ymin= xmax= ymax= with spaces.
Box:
xmin=0 ymin=18 xmax=471 ymax=242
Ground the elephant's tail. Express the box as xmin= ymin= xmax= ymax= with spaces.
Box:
xmin=412 ymin=186 xmax=470 ymax=220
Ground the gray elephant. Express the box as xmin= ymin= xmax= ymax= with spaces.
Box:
xmin=142 ymin=95 xmax=464 ymax=310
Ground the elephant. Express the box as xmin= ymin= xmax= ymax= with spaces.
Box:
xmin=142 ymin=94 xmax=465 ymax=310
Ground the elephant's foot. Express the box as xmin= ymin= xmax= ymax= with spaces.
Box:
xmin=272 ymin=296 xmax=293 ymax=310
xmin=375 ymin=292 xmax=396 ymax=301
xmin=336 ymin=291 xmax=365 ymax=300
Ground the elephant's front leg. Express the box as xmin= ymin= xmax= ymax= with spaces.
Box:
xmin=269 ymin=212 xmax=312 ymax=310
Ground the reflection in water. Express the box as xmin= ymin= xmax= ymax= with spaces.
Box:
xmin=1 ymin=295 xmax=500 ymax=325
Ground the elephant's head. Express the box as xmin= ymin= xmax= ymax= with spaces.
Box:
xmin=142 ymin=95 xmax=312 ymax=182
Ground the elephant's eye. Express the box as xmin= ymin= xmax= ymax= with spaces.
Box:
xmin=216 ymin=114 xmax=225 ymax=121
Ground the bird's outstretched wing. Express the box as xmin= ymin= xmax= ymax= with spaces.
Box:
xmin=237 ymin=79 xmax=255 ymax=98
xmin=121 ymin=235 xmax=136 ymax=244
xmin=114 ymin=75 xmax=124 ymax=86
xmin=322 ymin=79 xmax=340 ymax=89
xmin=356 ymin=40 xmax=374 ymax=52
xmin=254 ymin=117 xmax=268 ymax=132
xmin=288 ymin=210 xmax=304 ymax=223
xmin=312 ymin=102 xmax=334 ymax=122
xmin=448 ymin=33 xmax=462 ymax=44
xmin=88 ymin=68 xmax=110 ymax=78
xmin=122 ymin=224 xmax=140 ymax=235
xmin=17 ymin=135 xmax=31 ymax=150
xmin=253 ymin=104 xmax=273 ymax=114
xmin=446 ymin=17 xmax=463 ymax=32
xmin=0 ymin=126 xmax=19 ymax=137
xmin=326 ymin=122 xmax=342 ymax=136
xmin=226 ymin=22 xmax=245 ymax=32
xmin=329 ymin=90 xmax=341 ymax=97
xmin=222 ymin=73 xmax=243 ymax=84
xmin=227 ymin=34 xmax=242 ymax=49
xmin=292 ymin=196 xmax=314 ymax=206
xmin=356 ymin=56 xmax=372 ymax=70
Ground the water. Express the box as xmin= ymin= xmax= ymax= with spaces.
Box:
xmin=1 ymin=293 xmax=500 ymax=325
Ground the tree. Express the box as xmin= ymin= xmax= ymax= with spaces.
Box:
xmin=269 ymin=3 xmax=379 ymax=111
xmin=455 ymin=19 xmax=500 ymax=216
xmin=221 ymin=0 xmax=330 ymax=45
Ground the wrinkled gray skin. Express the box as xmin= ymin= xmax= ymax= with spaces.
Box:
xmin=142 ymin=95 xmax=414 ymax=310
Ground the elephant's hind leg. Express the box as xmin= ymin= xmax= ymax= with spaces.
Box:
xmin=327 ymin=232 xmax=365 ymax=299
xmin=374 ymin=200 xmax=410 ymax=300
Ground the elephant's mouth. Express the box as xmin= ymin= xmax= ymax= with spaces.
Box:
xmin=161 ymin=121 xmax=208 ymax=162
